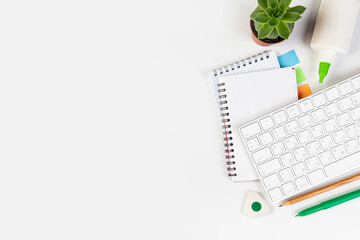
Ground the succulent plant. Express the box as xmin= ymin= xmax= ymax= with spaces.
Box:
xmin=250 ymin=0 xmax=306 ymax=40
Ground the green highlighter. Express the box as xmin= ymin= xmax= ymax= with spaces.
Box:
xmin=296 ymin=188 xmax=360 ymax=217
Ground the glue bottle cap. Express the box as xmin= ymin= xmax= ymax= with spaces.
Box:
xmin=319 ymin=62 xmax=331 ymax=83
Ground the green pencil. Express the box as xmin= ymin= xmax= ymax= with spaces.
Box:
xmin=295 ymin=188 xmax=360 ymax=217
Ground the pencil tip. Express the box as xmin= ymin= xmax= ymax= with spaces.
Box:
xmin=279 ymin=205 xmax=282 ymax=207
xmin=295 ymin=214 xmax=298 ymax=217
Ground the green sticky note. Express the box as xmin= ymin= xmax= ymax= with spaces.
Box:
xmin=295 ymin=67 xmax=307 ymax=84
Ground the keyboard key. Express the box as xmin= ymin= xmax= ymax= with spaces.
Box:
xmin=324 ymin=150 xmax=360 ymax=177
xmin=252 ymin=147 xmax=273 ymax=164
xmin=259 ymin=132 xmax=274 ymax=145
xmin=292 ymin=162 xmax=307 ymax=176
xmin=312 ymin=93 xmax=327 ymax=107
xmin=311 ymin=109 xmax=326 ymax=123
xmin=279 ymin=168 xmax=293 ymax=182
xmin=240 ymin=122 xmax=261 ymax=139
xmin=282 ymin=182 xmax=296 ymax=196
xmin=246 ymin=138 xmax=261 ymax=151
xmin=344 ymin=139 xmax=359 ymax=153
xmin=336 ymin=112 xmax=351 ymax=127
xmin=273 ymin=111 xmax=287 ymax=124
xmin=350 ymin=106 xmax=360 ymax=121
xmin=305 ymin=156 xmax=320 ymax=171
xmin=285 ymin=120 xmax=300 ymax=134
xmin=338 ymin=97 xmax=353 ymax=111
xmin=268 ymin=187 xmax=283 ymax=201
xmin=324 ymin=103 xmax=339 ymax=117
xmin=345 ymin=124 xmax=360 ymax=138
xmin=258 ymin=158 xmax=281 ymax=176
xmin=284 ymin=136 xmax=299 ymax=149
xmin=331 ymin=145 xmax=347 ymax=160
xmin=279 ymin=153 xmax=295 ymax=166
xmin=338 ymin=81 xmax=353 ymax=95
xmin=351 ymin=92 xmax=360 ymax=106
xmin=295 ymin=176 xmax=309 ymax=190
xmin=308 ymin=169 xmax=325 ymax=184
xmin=306 ymin=141 xmax=321 ymax=155
xmin=319 ymin=135 xmax=334 ymax=149
xmin=271 ymin=142 xmax=286 ymax=155
xmin=299 ymin=99 xmax=314 ymax=113
xmin=293 ymin=147 xmax=307 ymax=161
xmin=318 ymin=151 xmax=333 ymax=165
xmin=332 ymin=129 xmax=347 ymax=144
xmin=323 ymin=118 xmax=338 ymax=132
xmin=286 ymin=105 xmax=300 ymax=119
xmin=310 ymin=124 xmax=325 ymax=138
xmin=263 ymin=173 xmax=281 ymax=189
xmin=351 ymin=76 xmax=360 ymax=89
xmin=298 ymin=115 xmax=313 ymax=128
xmin=297 ymin=130 xmax=312 ymax=144
xmin=325 ymin=87 xmax=340 ymax=101
xmin=260 ymin=116 xmax=275 ymax=130
xmin=272 ymin=126 xmax=287 ymax=140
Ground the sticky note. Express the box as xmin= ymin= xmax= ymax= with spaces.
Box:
xmin=298 ymin=84 xmax=312 ymax=99
xmin=277 ymin=50 xmax=300 ymax=68
xmin=295 ymin=67 xmax=307 ymax=84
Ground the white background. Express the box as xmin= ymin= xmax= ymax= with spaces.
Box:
xmin=1 ymin=0 xmax=360 ymax=239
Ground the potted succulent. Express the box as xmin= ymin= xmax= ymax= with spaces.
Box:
xmin=250 ymin=0 xmax=306 ymax=46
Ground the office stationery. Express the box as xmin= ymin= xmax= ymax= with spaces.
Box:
xmin=207 ymin=51 xmax=280 ymax=109
xmin=277 ymin=50 xmax=300 ymax=68
xmin=311 ymin=0 xmax=360 ymax=83
xmin=296 ymin=188 xmax=360 ymax=217
xmin=218 ymin=68 xmax=298 ymax=181
xmin=281 ymin=173 xmax=360 ymax=206
xmin=207 ymin=51 xmax=281 ymax=181
xmin=242 ymin=191 xmax=271 ymax=218
xmin=297 ymin=84 xmax=312 ymax=99
xmin=295 ymin=67 xmax=307 ymax=84
xmin=238 ymin=72 xmax=360 ymax=204
xmin=278 ymin=50 xmax=313 ymax=99
xmin=207 ymin=50 xmax=308 ymax=181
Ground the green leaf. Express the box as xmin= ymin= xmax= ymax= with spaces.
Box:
xmin=257 ymin=0 xmax=268 ymax=9
xmin=268 ymin=18 xmax=279 ymax=27
xmin=281 ymin=12 xmax=301 ymax=22
xmin=255 ymin=21 xmax=264 ymax=31
xmin=279 ymin=0 xmax=292 ymax=9
xmin=276 ymin=21 xmax=290 ymax=39
xmin=250 ymin=7 xmax=265 ymax=19
xmin=264 ymin=7 xmax=273 ymax=18
xmin=287 ymin=5 xmax=306 ymax=14
xmin=287 ymin=22 xmax=294 ymax=32
xmin=267 ymin=0 xmax=278 ymax=8
xmin=258 ymin=23 xmax=275 ymax=39
xmin=253 ymin=13 xmax=270 ymax=23
xmin=267 ymin=28 xmax=279 ymax=39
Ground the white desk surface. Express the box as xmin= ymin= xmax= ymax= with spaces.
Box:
xmin=1 ymin=0 xmax=360 ymax=239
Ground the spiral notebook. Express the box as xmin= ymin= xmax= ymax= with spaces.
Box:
xmin=207 ymin=51 xmax=297 ymax=182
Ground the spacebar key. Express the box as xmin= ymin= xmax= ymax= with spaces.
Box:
xmin=324 ymin=151 xmax=360 ymax=178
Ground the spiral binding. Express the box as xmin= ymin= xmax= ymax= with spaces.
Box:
xmin=215 ymin=51 xmax=270 ymax=177
xmin=212 ymin=51 xmax=270 ymax=77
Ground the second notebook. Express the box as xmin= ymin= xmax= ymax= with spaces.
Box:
xmin=218 ymin=67 xmax=297 ymax=180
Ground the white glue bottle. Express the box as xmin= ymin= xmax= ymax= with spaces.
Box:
xmin=311 ymin=0 xmax=360 ymax=83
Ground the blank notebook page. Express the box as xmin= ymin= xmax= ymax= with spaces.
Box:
xmin=218 ymin=67 xmax=298 ymax=181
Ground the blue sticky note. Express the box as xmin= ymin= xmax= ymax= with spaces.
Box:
xmin=277 ymin=50 xmax=300 ymax=68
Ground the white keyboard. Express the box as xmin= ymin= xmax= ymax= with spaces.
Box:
xmin=238 ymin=73 xmax=360 ymax=204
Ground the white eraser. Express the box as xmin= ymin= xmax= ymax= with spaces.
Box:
xmin=242 ymin=191 xmax=272 ymax=218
